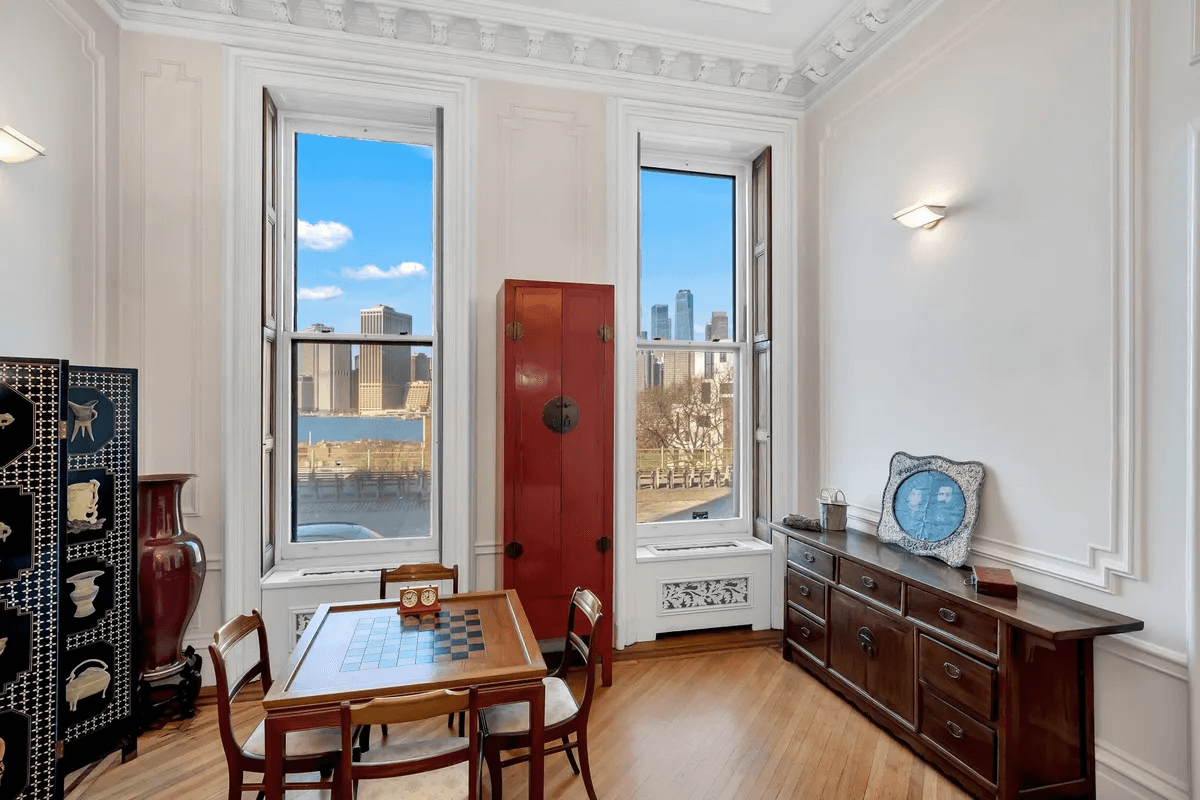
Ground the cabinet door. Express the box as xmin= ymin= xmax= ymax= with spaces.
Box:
xmin=829 ymin=589 xmax=915 ymax=724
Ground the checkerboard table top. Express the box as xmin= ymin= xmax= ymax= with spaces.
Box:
xmin=266 ymin=590 xmax=546 ymax=710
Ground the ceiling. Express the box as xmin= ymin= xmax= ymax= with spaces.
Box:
xmin=484 ymin=0 xmax=850 ymax=51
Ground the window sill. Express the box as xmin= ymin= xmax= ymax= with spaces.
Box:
xmin=635 ymin=537 xmax=771 ymax=564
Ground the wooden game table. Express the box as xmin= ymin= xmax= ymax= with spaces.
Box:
xmin=261 ymin=589 xmax=548 ymax=800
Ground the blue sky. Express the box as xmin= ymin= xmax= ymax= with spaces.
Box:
xmin=294 ymin=139 xmax=735 ymax=341
xmin=640 ymin=169 xmax=735 ymax=340
xmin=295 ymin=133 xmax=433 ymax=335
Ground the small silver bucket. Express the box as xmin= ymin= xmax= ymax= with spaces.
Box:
xmin=818 ymin=488 xmax=848 ymax=531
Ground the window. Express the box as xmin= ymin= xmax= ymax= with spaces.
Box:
xmin=636 ymin=166 xmax=748 ymax=532
xmin=264 ymin=103 xmax=442 ymax=563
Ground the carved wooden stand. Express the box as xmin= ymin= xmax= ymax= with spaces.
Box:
xmin=137 ymin=647 xmax=202 ymax=729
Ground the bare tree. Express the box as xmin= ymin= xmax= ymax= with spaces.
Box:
xmin=637 ymin=373 xmax=726 ymax=462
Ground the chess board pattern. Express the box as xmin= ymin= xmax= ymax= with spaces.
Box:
xmin=340 ymin=609 xmax=485 ymax=672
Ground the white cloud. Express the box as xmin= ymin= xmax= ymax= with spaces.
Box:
xmin=342 ymin=262 xmax=428 ymax=280
xmin=298 ymin=220 xmax=353 ymax=251
xmin=298 ymin=285 xmax=344 ymax=301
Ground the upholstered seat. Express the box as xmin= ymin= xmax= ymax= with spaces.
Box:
xmin=354 ymin=738 xmax=471 ymax=800
xmin=242 ymin=721 xmax=344 ymax=759
xmin=480 ymin=677 xmax=578 ymax=736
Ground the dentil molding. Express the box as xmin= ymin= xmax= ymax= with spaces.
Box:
xmin=96 ymin=0 xmax=938 ymax=105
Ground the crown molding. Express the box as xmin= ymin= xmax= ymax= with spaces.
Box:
xmin=96 ymin=0 xmax=942 ymax=107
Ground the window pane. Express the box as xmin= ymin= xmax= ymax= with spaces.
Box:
xmin=295 ymin=133 xmax=434 ymax=336
xmin=639 ymin=169 xmax=735 ymax=343
xmin=636 ymin=347 xmax=738 ymax=523
xmin=293 ymin=343 xmax=433 ymax=541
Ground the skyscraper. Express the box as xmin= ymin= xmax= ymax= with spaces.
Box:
xmin=359 ymin=305 xmax=412 ymax=412
xmin=708 ymin=311 xmax=729 ymax=340
xmin=675 ymin=289 xmax=694 ymax=341
xmin=297 ymin=324 xmax=352 ymax=413
xmin=650 ymin=304 xmax=671 ymax=340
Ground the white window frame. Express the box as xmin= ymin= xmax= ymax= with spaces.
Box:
xmin=275 ymin=114 xmax=441 ymax=566
xmin=635 ymin=154 xmax=753 ymax=541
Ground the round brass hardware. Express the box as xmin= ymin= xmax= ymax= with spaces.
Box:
xmin=861 ymin=575 xmax=875 ymax=589
xmin=943 ymin=662 xmax=962 ymax=679
xmin=938 ymin=607 xmax=958 ymax=623
xmin=803 ymin=553 xmax=816 ymax=564
xmin=799 ymin=626 xmax=811 ymax=639
xmin=798 ymin=585 xmax=811 ymax=597
xmin=542 ymin=395 xmax=581 ymax=434
xmin=946 ymin=721 xmax=964 ymax=740
xmin=857 ymin=627 xmax=877 ymax=659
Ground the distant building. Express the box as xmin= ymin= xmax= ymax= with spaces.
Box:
xmin=660 ymin=350 xmax=696 ymax=388
xmin=359 ymin=305 xmax=412 ymax=412
xmin=411 ymin=352 xmax=431 ymax=382
xmin=297 ymin=324 xmax=352 ymax=413
xmin=675 ymin=290 xmax=694 ymax=341
xmin=650 ymin=305 xmax=671 ymax=340
xmin=709 ymin=311 xmax=729 ymax=340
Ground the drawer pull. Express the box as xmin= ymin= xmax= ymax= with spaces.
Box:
xmin=799 ymin=626 xmax=811 ymax=639
xmin=803 ymin=552 xmax=816 ymax=564
xmin=943 ymin=662 xmax=962 ymax=680
xmin=861 ymin=575 xmax=875 ymax=589
xmin=857 ymin=627 xmax=877 ymax=659
xmin=798 ymin=584 xmax=811 ymax=597
xmin=938 ymin=607 xmax=958 ymax=623
xmin=946 ymin=721 xmax=964 ymax=740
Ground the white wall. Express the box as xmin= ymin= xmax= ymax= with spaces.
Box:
xmin=804 ymin=0 xmax=1200 ymax=797
xmin=0 ymin=0 xmax=119 ymax=364
xmin=118 ymin=32 xmax=224 ymax=672
xmin=473 ymin=80 xmax=609 ymax=588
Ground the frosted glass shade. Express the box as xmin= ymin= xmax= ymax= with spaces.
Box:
xmin=0 ymin=126 xmax=46 ymax=164
xmin=892 ymin=203 xmax=946 ymax=229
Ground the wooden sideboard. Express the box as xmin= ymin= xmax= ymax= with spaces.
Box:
xmin=770 ymin=522 xmax=1143 ymax=799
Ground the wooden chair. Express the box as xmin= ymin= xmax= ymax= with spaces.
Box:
xmin=209 ymin=610 xmax=347 ymax=800
xmin=367 ymin=563 xmax=461 ymax=749
xmin=481 ymin=587 xmax=603 ymax=800
xmin=335 ymin=688 xmax=481 ymax=800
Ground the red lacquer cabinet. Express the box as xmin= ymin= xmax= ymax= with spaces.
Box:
xmin=498 ymin=279 xmax=614 ymax=685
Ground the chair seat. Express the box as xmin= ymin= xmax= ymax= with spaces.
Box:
xmin=356 ymin=737 xmax=471 ymax=800
xmin=242 ymin=721 xmax=344 ymax=760
xmin=481 ymin=677 xmax=579 ymax=736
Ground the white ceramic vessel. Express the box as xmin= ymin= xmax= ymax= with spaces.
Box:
xmin=67 ymin=570 xmax=104 ymax=618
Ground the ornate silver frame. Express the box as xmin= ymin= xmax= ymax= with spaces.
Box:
xmin=876 ymin=451 xmax=985 ymax=568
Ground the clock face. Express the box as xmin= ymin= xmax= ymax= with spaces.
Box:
xmin=401 ymin=589 xmax=419 ymax=608
xmin=421 ymin=587 xmax=437 ymax=606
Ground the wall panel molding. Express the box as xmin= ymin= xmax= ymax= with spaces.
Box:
xmin=1183 ymin=119 xmax=1200 ymax=800
xmin=1095 ymin=740 xmax=1190 ymax=800
xmin=820 ymin=0 xmax=1143 ymax=592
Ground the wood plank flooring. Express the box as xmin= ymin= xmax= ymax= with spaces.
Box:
xmin=67 ymin=635 xmax=969 ymax=800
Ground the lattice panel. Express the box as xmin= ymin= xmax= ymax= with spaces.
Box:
xmin=0 ymin=358 xmax=65 ymax=800
xmin=61 ymin=367 xmax=137 ymax=768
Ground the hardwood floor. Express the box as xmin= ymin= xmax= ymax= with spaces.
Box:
xmin=67 ymin=635 xmax=969 ymax=800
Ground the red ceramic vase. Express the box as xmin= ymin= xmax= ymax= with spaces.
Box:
xmin=137 ymin=474 xmax=206 ymax=680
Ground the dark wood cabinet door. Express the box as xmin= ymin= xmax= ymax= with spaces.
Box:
xmin=829 ymin=589 xmax=915 ymax=724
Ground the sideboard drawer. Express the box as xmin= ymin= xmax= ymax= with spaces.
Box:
xmin=786 ymin=604 xmax=826 ymax=665
xmin=787 ymin=567 xmax=826 ymax=620
xmin=907 ymin=586 xmax=999 ymax=654
xmin=920 ymin=689 xmax=996 ymax=784
xmin=919 ymin=635 xmax=996 ymax=721
xmin=838 ymin=560 xmax=902 ymax=612
xmin=787 ymin=539 xmax=835 ymax=581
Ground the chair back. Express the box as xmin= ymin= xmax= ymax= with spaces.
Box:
xmin=379 ymin=563 xmax=459 ymax=599
xmin=550 ymin=588 xmax=604 ymax=719
xmin=209 ymin=610 xmax=273 ymax=764
xmin=337 ymin=688 xmax=480 ymax=800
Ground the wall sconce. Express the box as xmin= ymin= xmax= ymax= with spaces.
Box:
xmin=0 ymin=126 xmax=46 ymax=164
xmin=893 ymin=203 xmax=945 ymax=229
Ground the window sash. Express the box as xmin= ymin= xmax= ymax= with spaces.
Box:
xmin=273 ymin=112 xmax=442 ymax=565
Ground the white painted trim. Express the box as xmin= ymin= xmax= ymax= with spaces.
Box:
xmin=1185 ymin=120 xmax=1200 ymax=800
xmin=819 ymin=0 xmax=1143 ymax=592
xmin=1192 ymin=0 xmax=1200 ymax=66
xmin=44 ymin=0 xmax=110 ymax=365
xmin=474 ymin=541 xmax=503 ymax=557
xmin=1095 ymin=740 xmax=1191 ymax=800
xmin=221 ymin=50 xmax=476 ymax=674
xmin=1097 ymin=634 xmax=1189 ymax=683
xmin=609 ymin=97 xmax=799 ymax=649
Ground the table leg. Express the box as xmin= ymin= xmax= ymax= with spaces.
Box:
xmin=264 ymin=713 xmax=285 ymax=800
xmin=527 ymin=681 xmax=545 ymax=800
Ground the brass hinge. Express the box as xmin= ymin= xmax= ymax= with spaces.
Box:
xmin=597 ymin=324 xmax=614 ymax=343
xmin=59 ymin=421 xmax=68 ymax=440
xmin=504 ymin=321 xmax=525 ymax=340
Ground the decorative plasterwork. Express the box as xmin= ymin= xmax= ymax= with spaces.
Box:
xmin=102 ymin=0 xmax=938 ymax=103
xmin=660 ymin=577 xmax=750 ymax=612
xmin=694 ymin=0 xmax=772 ymax=14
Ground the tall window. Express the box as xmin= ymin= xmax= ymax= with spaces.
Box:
xmin=637 ymin=167 xmax=746 ymax=531
xmin=264 ymin=104 xmax=441 ymax=562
